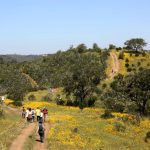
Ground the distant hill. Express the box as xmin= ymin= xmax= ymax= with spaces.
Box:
xmin=0 ymin=54 xmax=41 ymax=62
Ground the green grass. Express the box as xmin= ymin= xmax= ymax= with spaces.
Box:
xmin=0 ymin=107 xmax=27 ymax=150
xmin=42 ymin=103 xmax=150 ymax=150
xmin=117 ymin=51 xmax=150 ymax=75
xmin=23 ymin=130 xmax=36 ymax=150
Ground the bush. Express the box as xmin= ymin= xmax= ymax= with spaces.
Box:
xmin=145 ymin=131 xmax=150 ymax=142
xmin=139 ymin=67 xmax=143 ymax=71
xmin=42 ymin=94 xmax=52 ymax=102
xmin=125 ymin=58 xmax=129 ymax=63
xmin=135 ymin=53 xmax=139 ymax=57
xmin=28 ymin=94 xmax=36 ymax=101
xmin=118 ymin=52 xmax=124 ymax=59
xmin=131 ymin=64 xmax=135 ymax=67
xmin=114 ymin=121 xmax=126 ymax=132
xmin=125 ymin=63 xmax=129 ymax=68
xmin=147 ymin=63 xmax=150 ymax=67
xmin=66 ymin=99 xmax=74 ymax=106
xmin=0 ymin=106 xmax=3 ymax=117
xmin=102 ymin=83 xmax=107 ymax=89
xmin=137 ymin=62 xmax=141 ymax=66
xmin=56 ymin=96 xmax=65 ymax=105
xmin=101 ymin=110 xmax=114 ymax=119
xmin=142 ymin=52 xmax=146 ymax=57
xmin=130 ymin=53 xmax=133 ymax=57
xmin=127 ymin=68 xmax=132 ymax=72
xmin=13 ymin=100 xmax=22 ymax=106
xmin=85 ymin=96 xmax=97 ymax=107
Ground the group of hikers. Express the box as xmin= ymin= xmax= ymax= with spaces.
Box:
xmin=22 ymin=107 xmax=48 ymax=143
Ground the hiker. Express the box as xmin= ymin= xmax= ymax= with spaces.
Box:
xmin=28 ymin=108 xmax=33 ymax=123
xmin=31 ymin=108 xmax=35 ymax=122
xmin=1 ymin=96 xmax=5 ymax=106
xmin=37 ymin=120 xmax=45 ymax=143
xmin=40 ymin=109 xmax=44 ymax=122
xmin=25 ymin=108 xmax=29 ymax=122
xmin=42 ymin=107 xmax=48 ymax=122
xmin=35 ymin=107 xmax=41 ymax=122
xmin=22 ymin=107 xmax=26 ymax=118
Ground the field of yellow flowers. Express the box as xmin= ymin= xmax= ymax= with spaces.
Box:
xmin=23 ymin=101 xmax=150 ymax=150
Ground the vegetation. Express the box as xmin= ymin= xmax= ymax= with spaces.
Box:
xmin=124 ymin=38 xmax=147 ymax=52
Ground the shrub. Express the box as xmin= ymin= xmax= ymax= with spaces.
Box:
xmin=147 ymin=63 xmax=150 ymax=66
xmin=0 ymin=106 xmax=3 ymax=117
xmin=127 ymin=68 xmax=132 ymax=72
xmin=139 ymin=67 xmax=143 ymax=71
xmin=125 ymin=58 xmax=129 ymax=63
xmin=43 ymin=94 xmax=52 ymax=102
xmin=137 ymin=62 xmax=141 ymax=66
xmin=145 ymin=131 xmax=150 ymax=142
xmin=102 ymin=83 xmax=107 ymax=89
xmin=130 ymin=53 xmax=133 ymax=57
xmin=86 ymin=96 xmax=97 ymax=107
xmin=125 ymin=63 xmax=129 ymax=68
xmin=66 ymin=99 xmax=74 ymax=106
xmin=114 ymin=121 xmax=126 ymax=132
xmin=131 ymin=64 xmax=135 ymax=67
xmin=142 ymin=52 xmax=146 ymax=57
xmin=28 ymin=94 xmax=36 ymax=101
xmin=56 ymin=96 xmax=65 ymax=105
xmin=13 ymin=100 xmax=22 ymax=106
xmin=135 ymin=53 xmax=139 ymax=57
xmin=101 ymin=110 xmax=114 ymax=119
xmin=118 ymin=52 xmax=124 ymax=59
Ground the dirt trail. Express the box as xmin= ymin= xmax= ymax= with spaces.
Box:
xmin=9 ymin=120 xmax=50 ymax=150
xmin=109 ymin=52 xmax=119 ymax=78
xmin=9 ymin=123 xmax=36 ymax=150
xmin=33 ymin=123 xmax=50 ymax=150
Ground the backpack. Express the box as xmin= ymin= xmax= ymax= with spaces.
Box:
xmin=38 ymin=123 xmax=44 ymax=133
xmin=28 ymin=112 xmax=32 ymax=119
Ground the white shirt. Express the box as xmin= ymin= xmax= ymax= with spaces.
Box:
xmin=40 ymin=112 xmax=43 ymax=117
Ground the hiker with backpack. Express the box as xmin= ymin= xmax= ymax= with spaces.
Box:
xmin=28 ymin=108 xmax=33 ymax=122
xmin=37 ymin=120 xmax=45 ymax=143
xmin=42 ymin=107 xmax=48 ymax=122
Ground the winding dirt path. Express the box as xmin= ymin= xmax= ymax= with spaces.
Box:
xmin=109 ymin=52 xmax=119 ymax=78
xmin=9 ymin=123 xmax=36 ymax=150
xmin=33 ymin=123 xmax=50 ymax=150
xmin=9 ymin=121 xmax=50 ymax=150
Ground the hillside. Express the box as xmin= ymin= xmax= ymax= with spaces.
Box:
xmin=0 ymin=54 xmax=41 ymax=62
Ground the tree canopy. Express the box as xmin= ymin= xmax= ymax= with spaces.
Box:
xmin=124 ymin=38 xmax=147 ymax=51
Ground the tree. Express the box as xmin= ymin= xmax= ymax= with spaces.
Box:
xmin=62 ymin=53 xmax=105 ymax=109
xmin=76 ymin=44 xmax=87 ymax=53
xmin=124 ymin=38 xmax=147 ymax=52
xmin=106 ymin=70 xmax=150 ymax=115
xmin=92 ymin=43 xmax=101 ymax=52
xmin=109 ymin=44 xmax=116 ymax=50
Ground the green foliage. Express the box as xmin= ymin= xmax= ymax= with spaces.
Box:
xmin=109 ymin=44 xmax=116 ymax=50
xmin=42 ymin=94 xmax=52 ymax=102
xmin=101 ymin=109 xmax=114 ymax=119
xmin=124 ymin=38 xmax=147 ymax=52
xmin=62 ymin=53 xmax=105 ymax=109
xmin=114 ymin=121 xmax=126 ymax=132
xmin=28 ymin=94 xmax=36 ymax=101
xmin=125 ymin=63 xmax=129 ymax=68
xmin=76 ymin=43 xmax=87 ymax=53
xmin=104 ymin=69 xmax=150 ymax=115
xmin=56 ymin=95 xmax=65 ymax=105
xmin=118 ymin=51 xmax=124 ymax=59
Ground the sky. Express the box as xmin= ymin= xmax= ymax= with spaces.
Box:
xmin=0 ymin=0 xmax=150 ymax=54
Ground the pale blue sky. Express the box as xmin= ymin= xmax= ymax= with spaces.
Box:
xmin=0 ymin=0 xmax=150 ymax=54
